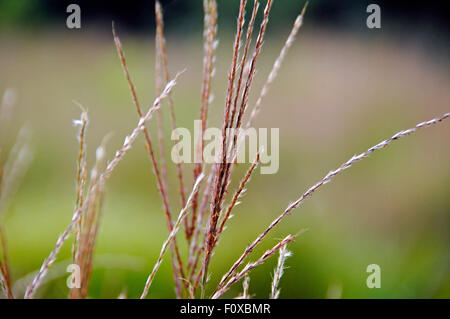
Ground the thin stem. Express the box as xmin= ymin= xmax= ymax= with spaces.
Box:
xmin=216 ymin=151 xmax=260 ymax=244
xmin=140 ymin=174 xmax=204 ymax=299
xmin=112 ymin=23 xmax=186 ymax=296
xmin=270 ymin=244 xmax=291 ymax=298
xmin=192 ymin=0 xmax=218 ymax=243
xmin=155 ymin=1 xmax=188 ymax=239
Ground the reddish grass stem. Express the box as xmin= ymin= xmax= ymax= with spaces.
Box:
xmin=112 ymin=23 xmax=186 ymax=296
xmin=192 ymin=0 xmax=218 ymax=244
xmin=155 ymin=1 xmax=189 ymax=241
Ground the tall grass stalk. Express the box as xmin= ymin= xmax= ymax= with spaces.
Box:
xmin=113 ymin=23 xmax=187 ymax=296
xmin=140 ymin=173 xmax=204 ymax=299
xmin=155 ymin=1 xmax=189 ymax=242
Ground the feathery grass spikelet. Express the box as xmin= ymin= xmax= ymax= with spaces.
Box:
xmin=228 ymin=0 xmax=260 ymax=152
xmin=216 ymin=150 xmax=260 ymax=244
xmin=212 ymin=234 xmax=296 ymax=299
xmin=270 ymin=244 xmax=291 ymax=299
xmin=242 ymin=276 xmax=250 ymax=299
xmin=232 ymin=0 xmax=273 ymax=137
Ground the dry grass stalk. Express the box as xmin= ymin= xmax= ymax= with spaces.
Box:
xmin=190 ymin=170 xmax=221 ymax=291
xmin=229 ymin=0 xmax=260 ymax=135
xmin=112 ymin=23 xmax=186 ymax=296
xmin=112 ymin=22 xmax=170 ymax=217
xmin=223 ymin=0 xmax=306 ymax=184
xmin=270 ymin=244 xmax=291 ymax=298
xmin=112 ymin=22 xmax=168 ymax=212
xmin=220 ymin=0 xmax=273 ymax=235
xmin=216 ymin=150 xmax=260 ymax=244
xmin=153 ymin=6 xmax=185 ymax=297
xmin=154 ymin=8 xmax=170 ymax=236
xmin=69 ymin=106 xmax=88 ymax=298
xmin=187 ymin=166 xmax=215 ymax=278
xmin=73 ymin=106 xmax=88 ymax=228
xmin=220 ymin=0 xmax=273 ymax=185
xmin=187 ymin=0 xmax=219 ymax=285
xmin=233 ymin=275 xmax=250 ymax=299
xmin=201 ymin=0 xmax=247 ymax=295
xmin=71 ymin=140 xmax=107 ymax=299
xmin=232 ymin=0 xmax=273 ymax=140
xmin=240 ymin=276 xmax=251 ymax=299
xmin=212 ymin=234 xmax=296 ymax=299
xmin=242 ymin=275 xmax=250 ymax=299
xmin=24 ymin=202 xmax=84 ymax=298
xmin=215 ymin=112 xmax=450 ymax=292
xmin=100 ymin=71 xmax=187 ymax=295
xmin=247 ymin=2 xmax=308 ymax=127
xmin=140 ymin=173 xmax=204 ymax=299
xmin=230 ymin=1 xmax=308 ymax=168
xmin=191 ymin=0 xmax=218 ymax=245
xmin=155 ymin=1 xmax=189 ymax=240
xmin=24 ymin=74 xmax=181 ymax=299
xmin=203 ymin=0 xmax=274 ymax=296
xmin=79 ymin=153 xmax=107 ymax=298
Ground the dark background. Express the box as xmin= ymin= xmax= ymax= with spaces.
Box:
xmin=1 ymin=0 xmax=449 ymax=34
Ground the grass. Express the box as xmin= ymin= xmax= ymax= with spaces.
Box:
xmin=0 ymin=0 xmax=449 ymax=299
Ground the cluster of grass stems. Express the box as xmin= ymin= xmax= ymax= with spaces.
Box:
xmin=0 ymin=0 xmax=448 ymax=299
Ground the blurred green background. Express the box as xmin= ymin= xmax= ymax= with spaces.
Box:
xmin=0 ymin=0 xmax=449 ymax=298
